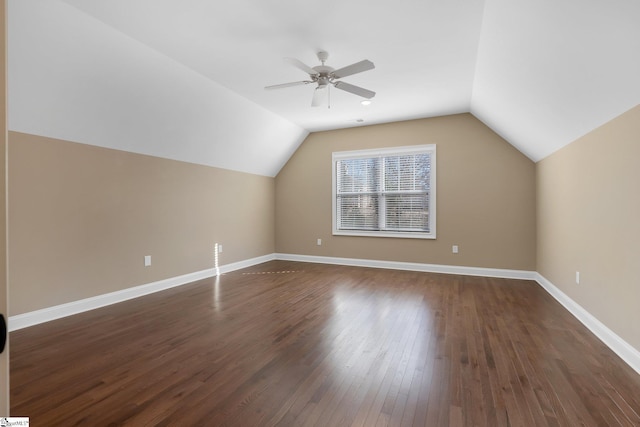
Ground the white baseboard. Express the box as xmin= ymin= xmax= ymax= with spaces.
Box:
xmin=219 ymin=253 xmax=275 ymax=274
xmin=8 ymin=253 xmax=275 ymax=332
xmin=535 ymin=273 xmax=640 ymax=375
xmin=275 ymin=253 xmax=536 ymax=280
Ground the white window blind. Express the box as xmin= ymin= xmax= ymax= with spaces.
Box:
xmin=332 ymin=145 xmax=436 ymax=239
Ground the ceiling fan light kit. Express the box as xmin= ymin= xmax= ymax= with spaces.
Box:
xmin=265 ymin=51 xmax=376 ymax=107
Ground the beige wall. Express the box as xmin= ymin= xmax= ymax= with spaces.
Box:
xmin=275 ymin=114 xmax=536 ymax=270
xmin=537 ymin=105 xmax=640 ymax=351
xmin=8 ymin=132 xmax=275 ymax=315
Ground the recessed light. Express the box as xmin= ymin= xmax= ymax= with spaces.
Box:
xmin=361 ymin=100 xmax=372 ymax=106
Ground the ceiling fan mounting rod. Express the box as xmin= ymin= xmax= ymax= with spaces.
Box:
xmin=317 ymin=50 xmax=329 ymax=65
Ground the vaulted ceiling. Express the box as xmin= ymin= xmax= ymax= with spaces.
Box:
xmin=8 ymin=0 xmax=640 ymax=177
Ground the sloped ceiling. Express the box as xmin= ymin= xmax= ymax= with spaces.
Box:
xmin=8 ymin=0 xmax=640 ymax=177
xmin=472 ymin=0 xmax=640 ymax=160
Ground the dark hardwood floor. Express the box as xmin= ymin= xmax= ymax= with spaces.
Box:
xmin=10 ymin=261 xmax=640 ymax=426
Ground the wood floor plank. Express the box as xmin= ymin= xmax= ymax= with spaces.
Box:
xmin=10 ymin=260 xmax=640 ymax=426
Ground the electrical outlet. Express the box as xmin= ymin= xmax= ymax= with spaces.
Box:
xmin=317 ymin=238 xmax=322 ymax=246
xmin=576 ymin=271 xmax=580 ymax=284
xmin=452 ymin=245 xmax=459 ymax=254
xmin=144 ymin=255 xmax=151 ymax=267
xmin=218 ymin=244 xmax=223 ymax=253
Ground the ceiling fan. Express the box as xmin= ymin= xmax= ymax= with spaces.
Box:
xmin=265 ymin=51 xmax=375 ymax=107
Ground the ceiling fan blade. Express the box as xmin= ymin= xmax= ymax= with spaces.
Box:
xmin=332 ymin=60 xmax=375 ymax=79
xmin=334 ymin=81 xmax=375 ymax=99
xmin=265 ymin=81 xmax=313 ymax=90
xmin=284 ymin=57 xmax=319 ymax=76
xmin=311 ymin=85 xmax=328 ymax=107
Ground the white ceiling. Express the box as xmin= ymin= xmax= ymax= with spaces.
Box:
xmin=8 ymin=0 xmax=640 ymax=176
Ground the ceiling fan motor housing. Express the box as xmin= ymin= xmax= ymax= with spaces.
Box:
xmin=313 ymin=65 xmax=335 ymax=86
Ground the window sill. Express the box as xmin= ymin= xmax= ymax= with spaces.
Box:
xmin=332 ymin=230 xmax=436 ymax=239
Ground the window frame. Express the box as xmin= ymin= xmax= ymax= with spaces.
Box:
xmin=332 ymin=144 xmax=436 ymax=239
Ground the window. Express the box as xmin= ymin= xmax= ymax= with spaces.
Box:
xmin=332 ymin=144 xmax=436 ymax=239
